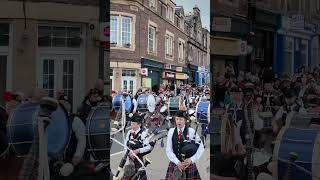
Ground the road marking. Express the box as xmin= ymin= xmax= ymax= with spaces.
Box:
xmin=111 ymin=151 xmax=124 ymax=157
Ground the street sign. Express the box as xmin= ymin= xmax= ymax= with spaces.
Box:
xmin=239 ymin=41 xmax=247 ymax=55
xmin=140 ymin=68 xmax=148 ymax=76
xmin=100 ymin=22 xmax=109 ymax=48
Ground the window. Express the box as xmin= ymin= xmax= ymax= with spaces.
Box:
xmin=110 ymin=16 xmax=118 ymax=44
xmin=110 ymin=15 xmax=133 ymax=48
xmin=180 ymin=18 xmax=184 ymax=30
xmin=301 ymin=40 xmax=308 ymax=67
xmin=38 ymin=25 xmax=81 ymax=47
xmin=165 ymin=32 xmax=174 ymax=59
xmin=178 ymin=39 xmax=185 ymax=62
xmin=149 ymin=0 xmax=156 ymax=8
xmin=198 ymin=51 xmax=200 ymax=65
xmin=110 ymin=68 xmax=113 ymax=76
xmin=148 ymin=25 xmax=156 ymax=53
xmin=42 ymin=59 xmax=55 ymax=97
xmin=166 ymin=6 xmax=174 ymax=22
xmin=122 ymin=70 xmax=136 ymax=76
xmin=284 ymin=37 xmax=294 ymax=75
xmin=0 ymin=23 xmax=9 ymax=46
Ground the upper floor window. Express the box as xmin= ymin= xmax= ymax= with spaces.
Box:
xmin=148 ymin=25 xmax=156 ymax=54
xmin=0 ymin=23 xmax=9 ymax=46
xmin=178 ymin=39 xmax=185 ymax=63
xmin=149 ymin=0 xmax=156 ymax=9
xmin=38 ymin=25 xmax=81 ymax=48
xmin=166 ymin=6 xmax=174 ymax=23
xmin=165 ymin=32 xmax=174 ymax=60
xmin=110 ymin=15 xmax=133 ymax=48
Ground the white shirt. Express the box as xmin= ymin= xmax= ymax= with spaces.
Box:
xmin=132 ymin=99 xmax=138 ymax=113
xmin=72 ymin=116 xmax=86 ymax=159
xmin=166 ymin=126 xmax=204 ymax=165
xmin=125 ymin=128 xmax=152 ymax=155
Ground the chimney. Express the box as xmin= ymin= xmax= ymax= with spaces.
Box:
xmin=193 ymin=5 xmax=200 ymax=16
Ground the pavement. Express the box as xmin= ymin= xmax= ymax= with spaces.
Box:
xmin=110 ymin=125 xmax=210 ymax=179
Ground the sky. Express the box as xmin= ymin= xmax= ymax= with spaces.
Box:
xmin=174 ymin=0 xmax=210 ymax=31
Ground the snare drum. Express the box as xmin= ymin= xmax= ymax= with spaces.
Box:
xmin=137 ymin=95 xmax=155 ymax=113
xmin=86 ymin=105 xmax=109 ymax=162
xmin=0 ymin=106 xmax=9 ymax=158
xmin=7 ymin=102 xmax=71 ymax=157
xmin=112 ymin=94 xmax=132 ymax=113
xmin=196 ymin=101 xmax=210 ymax=124
xmin=168 ymin=97 xmax=180 ymax=116
xmin=273 ymin=128 xmax=320 ymax=180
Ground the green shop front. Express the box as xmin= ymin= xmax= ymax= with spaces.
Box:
xmin=141 ymin=58 xmax=163 ymax=88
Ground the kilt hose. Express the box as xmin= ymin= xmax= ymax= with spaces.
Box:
xmin=122 ymin=157 xmax=147 ymax=180
xmin=165 ymin=161 xmax=201 ymax=180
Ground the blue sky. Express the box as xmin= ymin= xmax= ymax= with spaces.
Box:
xmin=174 ymin=0 xmax=210 ymax=31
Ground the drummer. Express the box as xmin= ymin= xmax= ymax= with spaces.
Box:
xmin=272 ymin=88 xmax=306 ymax=134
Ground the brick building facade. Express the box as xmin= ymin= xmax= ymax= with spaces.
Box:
xmin=110 ymin=0 xmax=209 ymax=93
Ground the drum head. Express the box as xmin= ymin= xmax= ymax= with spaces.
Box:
xmin=47 ymin=105 xmax=71 ymax=157
xmin=147 ymin=95 xmax=156 ymax=112
xmin=7 ymin=102 xmax=70 ymax=157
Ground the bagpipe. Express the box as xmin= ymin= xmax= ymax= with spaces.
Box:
xmin=112 ymin=128 xmax=167 ymax=180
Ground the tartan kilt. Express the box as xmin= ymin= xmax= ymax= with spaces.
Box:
xmin=122 ymin=158 xmax=147 ymax=180
xmin=165 ymin=161 xmax=201 ymax=180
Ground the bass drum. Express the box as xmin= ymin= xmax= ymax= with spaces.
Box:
xmin=168 ymin=97 xmax=181 ymax=116
xmin=112 ymin=94 xmax=132 ymax=113
xmin=0 ymin=106 xmax=9 ymax=158
xmin=195 ymin=101 xmax=210 ymax=124
xmin=273 ymin=128 xmax=320 ymax=180
xmin=137 ymin=94 xmax=155 ymax=113
xmin=86 ymin=105 xmax=109 ymax=162
xmin=7 ymin=102 xmax=71 ymax=157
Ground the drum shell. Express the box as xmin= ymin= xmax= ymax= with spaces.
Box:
xmin=273 ymin=128 xmax=320 ymax=180
xmin=86 ymin=106 xmax=110 ymax=162
xmin=137 ymin=95 xmax=148 ymax=112
xmin=196 ymin=101 xmax=210 ymax=124
xmin=112 ymin=95 xmax=122 ymax=111
xmin=7 ymin=102 xmax=71 ymax=157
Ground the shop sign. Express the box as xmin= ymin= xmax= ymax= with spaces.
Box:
xmin=163 ymin=71 xmax=176 ymax=79
xmin=140 ymin=68 xmax=148 ymax=76
xmin=239 ymin=41 xmax=247 ymax=55
xmin=176 ymin=67 xmax=183 ymax=72
xmin=164 ymin=64 xmax=171 ymax=69
xmin=176 ymin=73 xmax=187 ymax=80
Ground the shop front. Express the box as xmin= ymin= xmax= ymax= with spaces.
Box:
xmin=141 ymin=58 xmax=163 ymax=87
xmin=162 ymin=71 xmax=176 ymax=86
